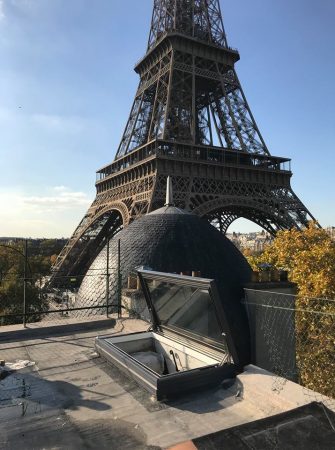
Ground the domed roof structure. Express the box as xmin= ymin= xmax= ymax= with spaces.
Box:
xmin=76 ymin=199 xmax=252 ymax=366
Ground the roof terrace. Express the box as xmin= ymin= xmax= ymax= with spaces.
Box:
xmin=0 ymin=316 xmax=334 ymax=449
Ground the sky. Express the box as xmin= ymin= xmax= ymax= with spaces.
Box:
xmin=0 ymin=0 xmax=334 ymax=238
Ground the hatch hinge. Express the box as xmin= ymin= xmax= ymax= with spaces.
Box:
xmin=146 ymin=324 xmax=161 ymax=332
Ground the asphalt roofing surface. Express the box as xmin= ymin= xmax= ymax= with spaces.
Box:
xmin=0 ymin=317 xmax=334 ymax=449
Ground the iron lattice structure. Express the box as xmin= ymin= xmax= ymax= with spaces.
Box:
xmin=51 ymin=0 xmax=316 ymax=281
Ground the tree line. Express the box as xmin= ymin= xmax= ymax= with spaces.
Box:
xmin=0 ymin=239 xmax=67 ymax=325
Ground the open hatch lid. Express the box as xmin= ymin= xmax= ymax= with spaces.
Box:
xmin=137 ymin=270 xmax=238 ymax=364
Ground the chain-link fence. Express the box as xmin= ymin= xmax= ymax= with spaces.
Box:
xmin=0 ymin=235 xmax=154 ymax=329
xmin=0 ymin=270 xmax=120 ymax=328
xmin=244 ymin=289 xmax=335 ymax=407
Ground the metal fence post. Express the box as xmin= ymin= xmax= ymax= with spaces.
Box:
xmin=117 ymin=239 xmax=122 ymax=319
xmin=106 ymin=237 xmax=110 ymax=318
xmin=23 ymin=239 xmax=28 ymax=328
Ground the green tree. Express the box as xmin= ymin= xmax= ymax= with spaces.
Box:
xmin=0 ymin=242 xmax=48 ymax=325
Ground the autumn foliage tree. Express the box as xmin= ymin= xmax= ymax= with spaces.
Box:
xmin=248 ymin=222 xmax=335 ymax=299
xmin=246 ymin=223 xmax=335 ymax=398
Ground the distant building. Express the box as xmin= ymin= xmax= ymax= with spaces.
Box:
xmin=228 ymin=226 xmax=335 ymax=252
xmin=325 ymin=227 xmax=335 ymax=240
xmin=227 ymin=231 xmax=273 ymax=253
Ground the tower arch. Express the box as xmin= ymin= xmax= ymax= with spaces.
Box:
xmin=193 ymin=196 xmax=299 ymax=235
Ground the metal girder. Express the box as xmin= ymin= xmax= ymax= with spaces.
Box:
xmin=148 ymin=0 xmax=228 ymax=50
xmin=151 ymin=173 xmax=317 ymax=235
xmin=48 ymin=209 xmax=124 ymax=287
xmin=116 ymin=46 xmax=269 ymax=159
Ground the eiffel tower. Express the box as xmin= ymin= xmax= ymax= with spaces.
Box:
xmin=51 ymin=0 xmax=316 ymax=280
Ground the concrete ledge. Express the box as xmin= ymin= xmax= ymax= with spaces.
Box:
xmin=238 ymin=365 xmax=334 ymax=413
xmin=244 ymin=282 xmax=297 ymax=293
xmin=0 ymin=316 xmax=117 ymax=343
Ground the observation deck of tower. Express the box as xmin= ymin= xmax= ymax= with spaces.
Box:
xmin=51 ymin=0 xmax=316 ymax=282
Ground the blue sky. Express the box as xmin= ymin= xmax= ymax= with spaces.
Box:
xmin=0 ymin=0 xmax=334 ymax=238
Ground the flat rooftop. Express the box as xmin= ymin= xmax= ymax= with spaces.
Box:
xmin=0 ymin=317 xmax=333 ymax=449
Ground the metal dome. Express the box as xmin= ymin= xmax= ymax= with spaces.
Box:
xmin=76 ymin=205 xmax=252 ymax=366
